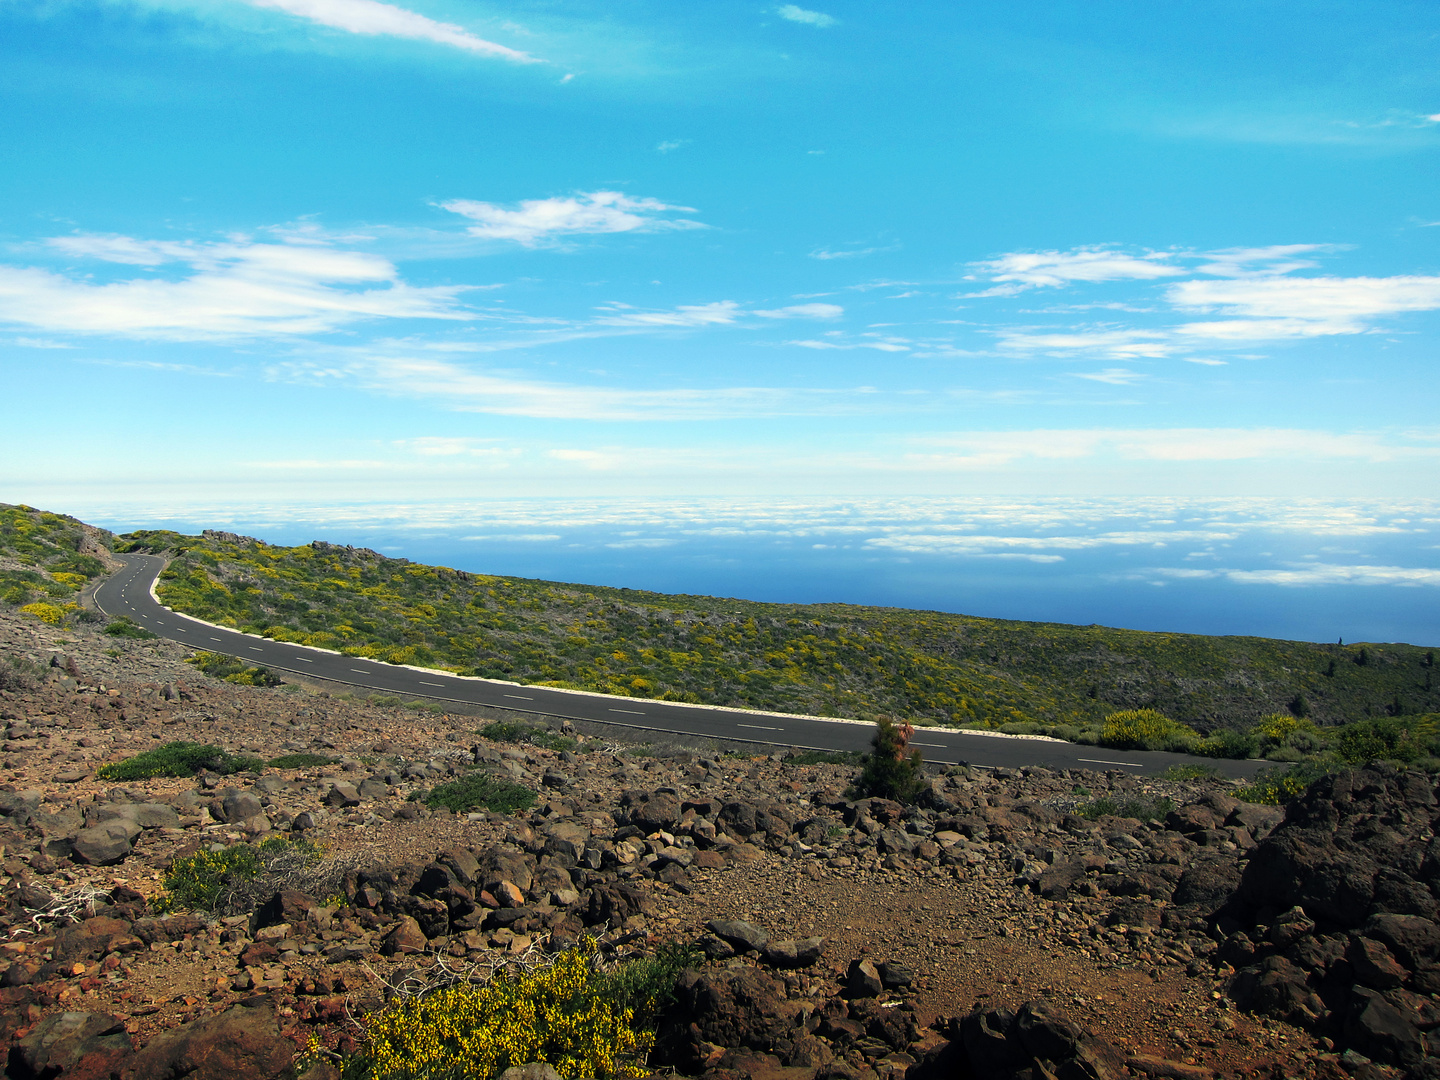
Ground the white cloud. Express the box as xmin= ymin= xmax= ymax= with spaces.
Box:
xmin=0 ymin=235 xmax=470 ymax=340
xmin=591 ymin=300 xmax=840 ymax=327
xmin=1194 ymin=244 xmax=1328 ymax=278
xmin=440 ymin=191 xmax=703 ymax=246
xmin=971 ymin=247 xmax=1183 ymax=291
xmin=656 ymin=140 xmax=690 ymax=154
xmin=1072 ymin=368 xmax=1146 ymax=385
xmin=245 ymin=0 xmax=534 ymax=61
xmin=1156 ymin=563 xmax=1440 ymax=587
xmin=1169 ymin=274 xmax=1440 ymax=335
xmin=461 ymin=533 xmax=562 ymax=542
xmin=995 ymin=327 xmax=1173 ymax=358
xmin=777 ymin=5 xmax=835 ymax=27
xmin=593 ymin=301 xmax=742 ymax=327
xmin=754 ymin=302 xmax=843 ymax=319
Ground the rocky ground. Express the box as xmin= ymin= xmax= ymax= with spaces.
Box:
xmin=0 ymin=607 xmax=1435 ymax=1080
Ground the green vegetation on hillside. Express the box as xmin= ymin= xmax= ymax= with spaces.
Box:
xmin=113 ymin=528 xmax=1440 ymax=742
xmin=0 ymin=504 xmax=112 ymax=623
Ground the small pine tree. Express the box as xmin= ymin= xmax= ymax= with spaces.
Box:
xmin=852 ymin=717 xmax=925 ymax=804
xmin=1288 ymin=693 xmax=1310 ymax=718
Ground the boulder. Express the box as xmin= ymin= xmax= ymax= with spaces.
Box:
xmin=120 ymin=1000 xmax=296 ymax=1080
xmin=96 ymin=802 xmax=179 ymax=830
xmin=380 ymin=916 xmax=428 ymax=956
xmin=625 ymin=789 xmax=681 ymax=833
xmin=706 ymin=918 xmax=769 ymax=953
xmin=220 ymin=791 xmax=263 ymax=823
xmin=323 ymin=782 xmax=360 ymax=809
xmin=71 ymin=823 xmax=133 ymax=865
xmin=11 ymin=1010 xmax=132 ymax=1080
xmin=762 ymin=937 xmax=825 ymax=968
xmin=844 ymin=958 xmax=883 ymax=998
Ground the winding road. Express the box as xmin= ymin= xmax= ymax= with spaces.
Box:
xmin=93 ymin=553 xmax=1267 ymax=779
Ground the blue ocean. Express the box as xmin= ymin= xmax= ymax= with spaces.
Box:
xmin=72 ymin=496 xmax=1440 ymax=646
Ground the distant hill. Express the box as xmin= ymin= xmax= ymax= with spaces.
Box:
xmin=108 ymin=525 xmax=1439 ymax=739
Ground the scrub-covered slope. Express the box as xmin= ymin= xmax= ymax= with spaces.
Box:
xmin=115 ymin=527 xmax=1440 ymax=736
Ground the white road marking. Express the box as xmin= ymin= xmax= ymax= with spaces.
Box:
xmin=608 ymin=708 xmax=646 ymax=715
xmin=1077 ymin=758 xmax=1144 ymax=768
xmin=504 ymin=694 xmax=534 ymax=701
xmin=175 ymin=626 xmax=187 ymax=632
xmin=350 ymin=668 xmax=369 ymax=674
xmin=248 ymin=647 xmax=263 ymax=652
xmin=911 ymin=742 xmax=949 ymax=748
xmin=737 ymin=723 xmax=782 ymax=731
xmin=210 ymin=637 xmax=221 ymax=642
xmin=295 ymin=657 xmax=313 ymax=663
xmin=419 ymin=681 xmax=444 ymax=687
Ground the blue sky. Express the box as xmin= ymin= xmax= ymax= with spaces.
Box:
xmin=3 ymin=0 xmax=1440 ymax=507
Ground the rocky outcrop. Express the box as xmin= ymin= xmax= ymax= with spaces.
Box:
xmin=1217 ymin=766 xmax=1440 ymax=1071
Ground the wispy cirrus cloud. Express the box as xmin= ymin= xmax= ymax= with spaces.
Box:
xmin=244 ymin=0 xmax=535 ymax=61
xmin=270 ymin=352 xmax=862 ymax=421
xmin=910 ymin=427 xmax=1440 ymax=467
xmin=440 ymin=191 xmax=704 ymax=246
xmin=592 ymin=300 xmax=841 ymax=327
xmin=966 ymin=247 xmax=1184 ymax=294
xmin=777 ymin=5 xmax=835 ymax=27
xmin=0 ymin=234 xmax=471 ymax=340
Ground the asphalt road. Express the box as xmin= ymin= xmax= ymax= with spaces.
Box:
xmin=93 ymin=553 xmax=1268 ymax=779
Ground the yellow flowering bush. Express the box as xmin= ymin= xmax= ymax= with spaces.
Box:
xmin=49 ymin=571 xmax=88 ymax=590
xmin=1100 ymin=708 xmax=1198 ymax=751
xmin=19 ymin=601 xmax=64 ymax=625
xmin=357 ymin=947 xmax=652 ymax=1080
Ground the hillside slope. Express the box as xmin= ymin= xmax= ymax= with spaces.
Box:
xmin=112 ymin=526 xmax=1440 ymax=734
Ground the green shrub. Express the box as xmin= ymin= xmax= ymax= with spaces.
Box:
xmin=268 ymin=752 xmax=336 ymax=769
xmin=479 ymin=720 xmax=577 ymax=753
xmin=104 ymin=617 xmax=158 ymax=640
xmin=1333 ymin=715 xmax=1440 ymax=765
xmin=0 ymin=653 xmax=45 ymax=692
xmin=426 ymin=772 xmax=537 ymax=814
xmin=1075 ymin=794 xmax=1175 ymax=821
xmin=1194 ymin=726 xmax=1260 ymax=759
xmin=187 ymin=651 xmax=282 ymax=687
xmin=97 ymin=741 xmax=264 ymax=781
xmin=369 ymin=695 xmax=401 ymax=707
xmin=1237 ymin=762 xmax=1334 ymax=806
xmin=1100 ymin=709 xmax=1197 ymax=751
xmin=851 ymin=717 xmax=925 ymax=804
xmin=343 ymin=942 xmax=658 ymax=1080
xmin=159 ymin=836 xmax=319 ymax=912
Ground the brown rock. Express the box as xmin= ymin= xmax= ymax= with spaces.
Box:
xmin=381 ymin=915 xmax=428 ymax=956
xmin=121 ymin=1000 xmax=296 ymax=1080
xmin=13 ymin=1010 xmax=133 ymax=1080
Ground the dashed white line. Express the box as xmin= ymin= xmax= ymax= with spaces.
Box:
xmin=737 ymin=723 xmax=782 ymax=731
xmin=504 ymin=694 xmax=534 ymax=701
xmin=209 ymin=637 xmax=221 ymax=642
xmin=1077 ymin=758 xmax=1144 ymax=768
xmin=294 ymin=657 xmax=313 ymax=663
xmin=350 ymin=668 xmax=369 ymax=674
xmin=608 ymin=708 xmax=646 ymax=715
xmin=419 ymin=681 xmax=444 ymax=687
xmin=911 ymin=742 xmax=948 ymax=748
xmin=248 ymin=647 xmax=263 ymax=652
